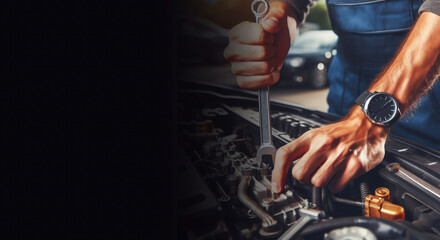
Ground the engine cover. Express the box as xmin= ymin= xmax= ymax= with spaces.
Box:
xmin=177 ymin=81 xmax=440 ymax=240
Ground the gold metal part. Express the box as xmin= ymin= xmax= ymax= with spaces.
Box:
xmin=364 ymin=194 xmax=404 ymax=221
xmin=375 ymin=187 xmax=391 ymax=201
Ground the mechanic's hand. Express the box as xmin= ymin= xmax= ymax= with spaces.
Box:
xmin=271 ymin=107 xmax=389 ymax=193
xmin=223 ymin=1 xmax=296 ymax=90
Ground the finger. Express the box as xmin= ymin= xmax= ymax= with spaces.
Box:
xmin=261 ymin=2 xmax=288 ymax=33
xmin=236 ymin=71 xmax=280 ymax=90
xmin=224 ymin=43 xmax=275 ymax=61
xmin=290 ymin=132 xmax=334 ymax=185
xmin=229 ymin=22 xmax=275 ymax=45
xmin=271 ymin=136 xmax=311 ymax=193
xmin=291 ymin=150 xmax=326 ymax=186
xmin=310 ymin=145 xmax=350 ymax=188
xmin=328 ymin=157 xmax=364 ymax=193
xmin=231 ymin=59 xmax=275 ymax=76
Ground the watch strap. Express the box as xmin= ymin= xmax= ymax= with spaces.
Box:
xmin=355 ymin=91 xmax=373 ymax=108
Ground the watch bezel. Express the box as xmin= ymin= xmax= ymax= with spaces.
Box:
xmin=363 ymin=92 xmax=400 ymax=126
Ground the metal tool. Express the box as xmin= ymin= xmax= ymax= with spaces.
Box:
xmin=252 ymin=0 xmax=276 ymax=168
xmin=278 ymin=208 xmax=324 ymax=240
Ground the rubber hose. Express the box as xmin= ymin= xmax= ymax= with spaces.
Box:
xmin=311 ymin=186 xmax=321 ymax=209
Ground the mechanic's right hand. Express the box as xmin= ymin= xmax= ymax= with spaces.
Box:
xmin=223 ymin=1 xmax=295 ymax=90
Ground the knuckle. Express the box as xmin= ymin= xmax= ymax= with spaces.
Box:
xmin=353 ymin=159 xmax=363 ymax=169
xmin=292 ymin=169 xmax=305 ymax=182
xmin=236 ymin=76 xmax=257 ymax=90
xmin=261 ymin=61 xmax=269 ymax=73
xmin=311 ymin=177 xmax=323 ymax=188
xmin=271 ymin=71 xmax=280 ymax=84
xmin=257 ymin=26 xmax=267 ymax=43
xmin=228 ymin=31 xmax=235 ymax=41
xmin=257 ymin=46 xmax=267 ymax=59
xmin=277 ymin=147 xmax=289 ymax=160
xmin=296 ymin=174 xmax=306 ymax=183
xmin=270 ymin=3 xmax=286 ymax=16
xmin=237 ymin=82 xmax=250 ymax=90
xmin=229 ymin=22 xmax=247 ymax=39
xmin=277 ymin=8 xmax=286 ymax=17
xmin=323 ymin=134 xmax=335 ymax=143
xmin=330 ymin=156 xmax=343 ymax=168
xmin=328 ymin=135 xmax=336 ymax=142
xmin=314 ymin=132 xmax=334 ymax=146
xmin=228 ymin=29 xmax=238 ymax=41
xmin=261 ymin=61 xmax=274 ymax=73
xmin=339 ymin=144 xmax=349 ymax=153
xmin=265 ymin=74 xmax=274 ymax=86
xmin=223 ymin=45 xmax=232 ymax=60
xmin=258 ymin=32 xmax=265 ymax=44
xmin=236 ymin=77 xmax=245 ymax=88
xmin=230 ymin=63 xmax=240 ymax=75
xmin=306 ymin=128 xmax=318 ymax=138
xmin=256 ymin=46 xmax=273 ymax=60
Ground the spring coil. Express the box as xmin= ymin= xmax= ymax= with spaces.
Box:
xmin=311 ymin=186 xmax=322 ymax=209
xmin=321 ymin=187 xmax=328 ymax=214
xmin=360 ymin=182 xmax=369 ymax=214
xmin=360 ymin=182 xmax=369 ymax=202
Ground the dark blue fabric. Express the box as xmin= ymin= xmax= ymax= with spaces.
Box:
xmin=326 ymin=0 xmax=440 ymax=150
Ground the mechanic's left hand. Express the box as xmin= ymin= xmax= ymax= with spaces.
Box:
xmin=271 ymin=107 xmax=388 ymax=193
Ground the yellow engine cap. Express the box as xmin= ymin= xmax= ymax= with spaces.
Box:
xmin=375 ymin=187 xmax=390 ymax=201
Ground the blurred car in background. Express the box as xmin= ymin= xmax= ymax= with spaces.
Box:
xmin=281 ymin=30 xmax=338 ymax=89
xmin=179 ymin=16 xmax=229 ymax=65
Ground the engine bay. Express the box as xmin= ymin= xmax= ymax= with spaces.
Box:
xmin=177 ymin=82 xmax=440 ymax=240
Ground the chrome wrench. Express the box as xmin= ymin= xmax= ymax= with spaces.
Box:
xmin=278 ymin=208 xmax=324 ymax=240
xmin=252 ymin=0 xmax=276 ymax=167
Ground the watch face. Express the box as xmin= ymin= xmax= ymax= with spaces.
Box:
xmin=365 ymin=93 xmax=398 ymax=125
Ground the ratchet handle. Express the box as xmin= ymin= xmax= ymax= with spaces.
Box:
xmin=258 ymin=87 xmax=273 ymax=145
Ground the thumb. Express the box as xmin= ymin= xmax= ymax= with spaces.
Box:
xmin=261 ymin=1 xmax=288 ymax=33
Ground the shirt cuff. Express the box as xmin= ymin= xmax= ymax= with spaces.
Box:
xmin=269 ymin=0 xmax=317 ymax=24
xmin=418 ymin=0 xmax=440 ymax=16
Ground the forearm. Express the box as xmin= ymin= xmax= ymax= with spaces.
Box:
xmin=268 ymin=0 xmax=313 ymax=44
xmin=358 ymin=12 xmax=440 ymax=115
xmin=271 ymin=0 xmax=317 ymax=23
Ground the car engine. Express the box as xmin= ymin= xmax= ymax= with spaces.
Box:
xmin=177 ymin=81 xmax=440 ymax=240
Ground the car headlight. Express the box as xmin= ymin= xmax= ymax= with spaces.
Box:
xmin=325 ymin=51 xmax=332 ymax=59
xmin=288 ymin=57 xmax=305 ymax=67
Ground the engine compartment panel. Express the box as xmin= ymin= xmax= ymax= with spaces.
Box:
xmin=177 ymin=82 xmax=440 ymax=240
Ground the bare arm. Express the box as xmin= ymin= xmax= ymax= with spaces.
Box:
xmin=368 ymin=12 xmax=440 ymax=113
xmin=271 ymin=11 xmax=440 ymax=193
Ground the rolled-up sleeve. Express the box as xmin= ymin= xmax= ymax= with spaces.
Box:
xmin=419 ymin=0 xmax=440 ymax=16
xmin=270 ymin=0 xmax=318 ymax=24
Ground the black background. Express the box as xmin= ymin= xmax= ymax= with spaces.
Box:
xmin=2 ymin=0 xmax=177 ymax=238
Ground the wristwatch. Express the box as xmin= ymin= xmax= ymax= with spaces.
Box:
xmin=355 ymin=91 xmax=401 ymax=127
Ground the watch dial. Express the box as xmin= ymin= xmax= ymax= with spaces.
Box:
xmin=367 ymin=94 xmax=397 ymax=124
